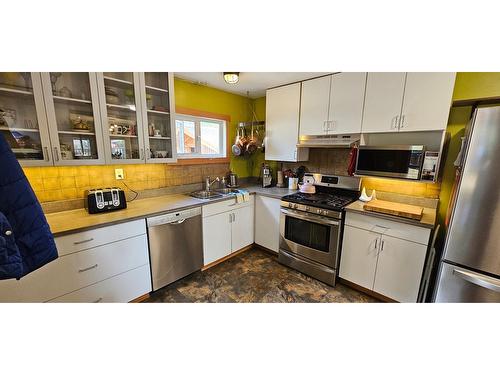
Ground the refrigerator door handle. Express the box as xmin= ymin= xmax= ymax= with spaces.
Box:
xmin=453 ymin=269 xmax=500 ymax=293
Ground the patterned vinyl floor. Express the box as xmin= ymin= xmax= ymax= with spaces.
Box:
xmin=146 ymin=248 xmax=377 ymax=303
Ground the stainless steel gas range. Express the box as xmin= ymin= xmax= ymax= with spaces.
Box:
xmin=279 ymin=173 xmax=361 ymax=286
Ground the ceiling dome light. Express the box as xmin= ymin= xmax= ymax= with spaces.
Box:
xmin=223 ymin=72 xmax=239 ymax=84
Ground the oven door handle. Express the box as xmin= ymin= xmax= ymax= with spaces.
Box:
xmin=280 ymin=208 xmax=340 ymax=226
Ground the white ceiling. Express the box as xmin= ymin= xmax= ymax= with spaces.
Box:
xmin=174 ymin=72 xmax=330 ymax=98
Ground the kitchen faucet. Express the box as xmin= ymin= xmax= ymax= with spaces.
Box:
xmin=205 ymin=176 xmax=220 ymax=191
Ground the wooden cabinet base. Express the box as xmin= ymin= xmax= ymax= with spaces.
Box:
xmin=131 ymin=293 xmax=150 ymax=303
xmin=202 ymin=245 xmax=254 ymax=271
xmin=338 ymin=278 xmax=396 ymax=303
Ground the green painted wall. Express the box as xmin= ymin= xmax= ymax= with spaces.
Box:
xmin=174 ymin=78 xmax=261 ymax=177
xmin=453 ymin=73 xmax=500 ymax=101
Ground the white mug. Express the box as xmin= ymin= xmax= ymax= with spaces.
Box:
xmin=288 ymin=177 xmax=298 ymax=190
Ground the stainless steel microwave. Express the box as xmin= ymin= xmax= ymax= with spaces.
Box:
xmin=355 ymin=145 xmax=425 ymax=180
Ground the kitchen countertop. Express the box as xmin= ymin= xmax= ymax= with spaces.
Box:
xmin=243 ymin=185 xmax=296 ymax=199
xmin=46 ymin=185 xmax=294 ymax=236
xmin=345 ymin=200 xmax=437 ymax=229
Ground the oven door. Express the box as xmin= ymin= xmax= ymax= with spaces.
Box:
xmin=279 ymin=208 xmax=340 ymax=268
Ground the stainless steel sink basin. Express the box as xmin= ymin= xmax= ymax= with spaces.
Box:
xmin=189 ymin=190 xmax=224 ymax=200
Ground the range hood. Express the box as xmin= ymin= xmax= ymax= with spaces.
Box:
xmin=297 ymin=134 xmax=360 ymax=148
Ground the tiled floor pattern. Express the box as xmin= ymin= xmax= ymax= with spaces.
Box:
xmin=146 ymin=248 xmax=377 ymax=303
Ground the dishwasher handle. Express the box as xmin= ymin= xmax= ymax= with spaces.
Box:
xmin=168 ymin=219 xmax=186 ymax=225
xmin=147 ymin=207 xmax=201 ymax=227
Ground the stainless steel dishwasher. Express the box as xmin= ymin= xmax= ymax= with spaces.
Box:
xmin=147 ymin=207 xmax=203 ymax=291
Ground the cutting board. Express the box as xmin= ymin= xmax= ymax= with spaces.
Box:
xmin=363 ymin=200 xmax=423 ymax=220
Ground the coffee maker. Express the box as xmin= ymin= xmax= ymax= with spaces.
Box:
xmin=262 ymin=163 xmax=273 ymax=188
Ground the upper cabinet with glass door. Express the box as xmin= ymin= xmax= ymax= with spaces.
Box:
xmin=41 ymin=72 xmax=105 ymax=165
xmin=140 ymin=72 xmax=176 ymax=163
xmin=96 ymin=73 xmax=145 ymax=164
xmin=0 ymin=73 xmax=53 ymax=166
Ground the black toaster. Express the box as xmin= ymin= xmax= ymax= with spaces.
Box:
xmin=85 ymin=188 xmax=127 ymax=214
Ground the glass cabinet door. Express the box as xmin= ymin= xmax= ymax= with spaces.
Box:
xmin=41 ymin=72 xmax=105 ymax=165
xmin=97 ymin=73 xmax=145 ymax=164
xmin=0 ymin=72 xmax=53 ymax=166
xmin=140 ymin=72 xmax=176 ymax=163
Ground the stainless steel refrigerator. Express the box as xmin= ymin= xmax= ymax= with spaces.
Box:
xmin=434 ymin=106 xmax=500 ymax=302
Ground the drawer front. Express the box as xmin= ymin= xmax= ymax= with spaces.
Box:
xmin=0 ymin=234 xmax=149 ymax=302
xmin=55 ymin=219 xmax=147 ymax=256
xmin=345 ymin=212 xmax=431 ymax=245
xmin=49 ymin=265 xmax=152 ymax=303
xmin=202 ymin=195 xmax=254 ymax=217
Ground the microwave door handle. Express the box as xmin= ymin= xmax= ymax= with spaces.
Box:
xmin=453 ymin=269 xmax=500 ymax=293
xmin=280 ymin=208 xmax=339 ymax=226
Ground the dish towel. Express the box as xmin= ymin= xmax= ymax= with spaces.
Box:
xmin=235 ymin=189 xmax=250 ymax=203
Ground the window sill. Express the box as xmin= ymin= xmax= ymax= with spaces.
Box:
xmin=174 ymin=157 xmax=230 ymax=165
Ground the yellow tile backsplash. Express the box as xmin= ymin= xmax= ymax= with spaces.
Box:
xmin=23 ymin=163 xmax=230 ymax=203
xmin=361 ymin=177 xmax=441 ymax=199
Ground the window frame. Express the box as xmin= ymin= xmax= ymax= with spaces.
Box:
xmin=174 ymin=108 xmax=229 ymax=163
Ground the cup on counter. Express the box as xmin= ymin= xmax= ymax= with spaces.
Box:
xmin=288 ymin=177 xmax=299 ymax=190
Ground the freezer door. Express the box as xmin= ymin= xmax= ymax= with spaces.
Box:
xmin=443 ymin=106 xmax=500 ymax=276
xmin=435 ymin=262 xmax=500 ymax=302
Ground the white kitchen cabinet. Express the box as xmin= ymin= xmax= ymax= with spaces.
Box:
xmin=361 ymin=73 xmax=407 ymax=133
xmin=202 ymin=196 xmax=255 ymax=266
xmin=202 ymin=211 xmax=232 ymax=265
xmin=41 ymin=72 xmax=107 ymax=165
xmin=254 ymin=195 xmax=281 ymax=253
xmin=299 ymin=73 xmax=367 ymax=136
xmin=399 ymin=73 xmax=456 ymax=132
xmin=0 ymin=73 xmax=54 ymax=166
xmin=299 ymin=76 xmax=331 ymax=135
xmin=372 ymin=235 xmax=428 ymax=302
xmin=232 ymin=204 xmax=255 ymax=252
xmin=339 ymin=212 xmax=431 ymax=302
xmin=362 ymin=72 xmax=456 ymax=133
xmin=328 ymin=72 xmax=367 ymax=134
xmin=97 ymin=72 xmax=177 ymax=164
xmin=339 ymin=225 xmax=379 ymax=290
xmin=0 ymin=219 xmax=151 ymax=302
xmin=265 ymin=83 xmax=308 ymax=161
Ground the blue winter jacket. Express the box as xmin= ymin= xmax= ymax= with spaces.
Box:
xmin=0 ymin=134 xmax=58 ymax=279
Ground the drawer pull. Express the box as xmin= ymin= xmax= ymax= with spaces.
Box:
xmin=78 ymin=264 xmax=98 ymax=273
xmin=73 ymin=238 xmax=94 ymax=245
xmin=93 ymin=297 xmax=103 ymax=303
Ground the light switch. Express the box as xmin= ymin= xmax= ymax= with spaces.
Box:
xmin=115 ymin=168 xmax=124 ymax=180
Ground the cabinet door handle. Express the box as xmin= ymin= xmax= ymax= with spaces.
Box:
xmin=391 ymin=116 xmax=398 ymax=130
xmin=400 ymin=115 xmax=405 ymax=129
xmin=93 ymin=297 xmax=103 ymax=303
xmin=78 ymin=264 xmax=98 ymax=273
xmin=229 ymin=213 xmax=232 ymax=223
xmin=73 ymin=238 xmax=94 ymax=245
xmin=232 ymin=213 xmax=235 ymax=222
xmin=53 ymin=147 xmax=59 ymax=161
xmin=380 ymin=240 xmax=385 ymax=252
xmin=374 ymin=237 xmax=378 ymax=249
xmin=43 ymin=147 xmax=49 ymax=161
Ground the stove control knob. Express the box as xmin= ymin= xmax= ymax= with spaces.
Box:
xmin=323 ymin=210 xmax=329 ymax=216
xmin=317 ymin=209 xmax=323 ymax=215
xmin=288 ymin=203 xmax=293 ymax=208
xmin=305 ymin=206 xmax=310 ymax=212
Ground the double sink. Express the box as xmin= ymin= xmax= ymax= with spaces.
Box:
xmin=189 ymin=188 xmax=239 ymax=200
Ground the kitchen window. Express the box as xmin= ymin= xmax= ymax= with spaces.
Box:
xmin=175 ymin=114 xmax=226 ymax=159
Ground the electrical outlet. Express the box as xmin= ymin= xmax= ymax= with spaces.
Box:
xmin=115 ymin=168 xmax=124 ymax=180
